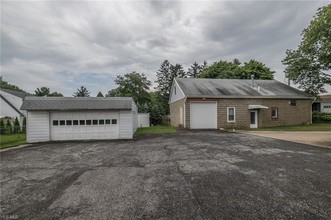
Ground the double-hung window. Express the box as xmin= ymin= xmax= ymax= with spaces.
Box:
xmin=227 ymin=107 xmax=235 ymax=122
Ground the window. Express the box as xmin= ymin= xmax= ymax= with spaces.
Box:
xmin=66 ymin=120 xmax=72 ymax=125
xmin=80 ymin=120 xmax=85 ymax=125
xmin=105 ymin=119 xmax=111 ymax=124
xmin=53 ymin=120 xmax=59 ymax=126
xmin=60 ymin=120 xmax=65 ymax=126
xmin=99 ymin=119 xmax=104 ymax=125
xmin=86 ymin=120 xmax=92 ymax=125
xmin=323 ymin=105 xmax=331 ymax=109
xmin=290 ymin=100 xmax=296 ymax=106
xmin=271 ymin=108 xmax=278 ymax=119
xmin=227 ymin=107 xmax=235 ymax=122
xmin=73 ymin=120 xmax=79 ymax=125
xmin=174 ymin=86 xmax=176 ymax=95
xmin=93 ymin=120 xmax=98 ymax=125
xmin=112 ymin=119 xmax=117 ymax=124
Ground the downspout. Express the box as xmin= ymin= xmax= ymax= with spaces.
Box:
xmin=183 ymin=96 xmax=187 ymax=128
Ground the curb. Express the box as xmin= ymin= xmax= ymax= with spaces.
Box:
xmin=0 ymin=144 xmax=32 ymax=153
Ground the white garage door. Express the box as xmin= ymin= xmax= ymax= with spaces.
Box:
xmin=50 ymin=111 xmax=119 ymax=141
xmin=190 ymin=102 xmax=217 ymax=129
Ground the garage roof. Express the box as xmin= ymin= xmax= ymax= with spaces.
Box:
xmin=0 ymin=88 xmax=32 ymax=98
xmin=21 ymin=97 xmax=134 ymax=111
xmin=176 ymin=78 xmax=312 ymax=99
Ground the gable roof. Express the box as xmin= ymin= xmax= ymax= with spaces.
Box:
xmin=0 ymin=94 xmax=24 ymax=116
xmin=175 ymin=78 xmax=312 ymax=99
xmin=21 ymin=97 xmax=134 ymax=111
xmin=0 ymin=88 xmax=32 ymax=99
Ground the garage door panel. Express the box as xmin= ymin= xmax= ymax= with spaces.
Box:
xmin=50 ymin=111 xmax=120 ymax=141
xmin=190 ymin=102 xmax=217 ymax=129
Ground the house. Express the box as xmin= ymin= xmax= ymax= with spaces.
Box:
xmin=169 ymin=78 xmax=313 ymax=129
xmin=312 ymin=94 xmax=331 ymax=113
xmin=0 ymin=88 xmax=31 ymax=123
xmin=20 ymin=97 xmax=138 ymax=143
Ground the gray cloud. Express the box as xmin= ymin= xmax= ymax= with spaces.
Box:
xmin=1 ymin=0 xmax=329 ymax=96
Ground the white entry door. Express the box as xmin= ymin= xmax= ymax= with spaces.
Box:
xmin=190 ymin=102 xmax=217 ymax=129
xmin=250 ymin=111 xmax=258 ymax=128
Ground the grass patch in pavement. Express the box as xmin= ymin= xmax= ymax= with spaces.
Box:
xmin=135 ymin=125 xmax=177 ymax=136
xmin=0 ymin=133 xmax=26 ymax=149
xmin=252 ymin=123 xmax=331 ymax=131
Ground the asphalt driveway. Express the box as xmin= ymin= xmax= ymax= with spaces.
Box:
xmin=1 ymin=131 xmax=330 ymax=220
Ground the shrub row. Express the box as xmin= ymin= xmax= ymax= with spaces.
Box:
xmin=312 ymin=112 xmax=331 ymax=122
xmin=0 ymin=117 xmax=26 ymax=134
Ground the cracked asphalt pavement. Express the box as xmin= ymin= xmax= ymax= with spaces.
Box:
xmin=0 ymin=130 xmax=330 ymax=219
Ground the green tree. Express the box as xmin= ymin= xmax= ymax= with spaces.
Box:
xmin=0 ymin=119 xmax=4 ymax=134
xmin=282 ymin=4 xmax=331 ymax=95
xmin=22 ymin=117 xmax=26 ymax=133
xmin=97 ymin=91 xmax=104 ymax=97
xmin=108 ymin=71 xmax=151 ymax=106
xmin=187 ymin=61 xmax=208 ymax=78
xmin=5 ymin=120 xmax=12 ymax=134
xmin=233 ymin=58 xmax=241 ymax=66
xmin=35 ymin=87 xmax=63 ymax=97
xmin=147 ymin=92 xmax=166 ymax=124
xmin=35 ymin=87 xmax=50 ymax=96
xmin=106 ymin=88 xmax=120 ymax=97
xmin=200 ymin=59 xmax=274 ymax=79
xmin=200 ymin=60 xmax=242 ymax=79
xmin=13 ymin=117 xmax=20 ymax=133
xmin=73 ymin=86 xmax=90 ymax=97
xmin=48 ymin=92 xmax=63 ymax=97
xmin=149 ymin=104 xmax=162 ymax=125
xmin=0 ymin=76 xmax=25 ymax=92
xmin=241 ymin=60 xmax=274 ymax=79
xmin=155 ymin=60 xmax=187 ymax=114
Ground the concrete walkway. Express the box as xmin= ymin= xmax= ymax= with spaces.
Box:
xmin=240 ymin=131 xmax=331 ymax=148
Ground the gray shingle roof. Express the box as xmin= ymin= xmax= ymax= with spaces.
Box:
xmin=0 ymin=88 xmax=32 ymax=99
xmin=21 ymin=97 xmax=134 ymax=111
xmin=176 ymin=78 xmax=312 ymax=99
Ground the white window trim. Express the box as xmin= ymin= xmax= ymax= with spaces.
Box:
xmin=227 ymin=107 xmax=236 ymax=122
xmin=271 ymin=108 xmax=278 ymax=119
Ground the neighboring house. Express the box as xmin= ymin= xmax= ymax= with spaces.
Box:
xmin=169 ymin=78 xmax=313 ymax=129
xmin=21 ymin=97 xmax=138 ymax=143
xmin=312 ymin=95 xmax=331 ymax=113
xmin=0 ymin=88 xmax=31 ymax=123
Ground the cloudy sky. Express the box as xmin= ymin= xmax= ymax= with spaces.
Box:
xmin=1 ymin=0 xmax=330 ymax=96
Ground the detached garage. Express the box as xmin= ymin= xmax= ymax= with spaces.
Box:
xmin=21 ymin=97 xmax=138 ymax=143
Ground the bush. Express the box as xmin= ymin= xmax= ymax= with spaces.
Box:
xmin=5 ymin=120 xmax=12 ymax=134
xmin=13 ymin=117 xmax=20 ymax=133
xmin=312 ymin=112 xmax=331 ymax=122
xmin=321 ymin=114 xmax=331 ymax=121
xmin=0 ymin=119 xmax=4 ymax=134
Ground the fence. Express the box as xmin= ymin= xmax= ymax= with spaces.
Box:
xmin=150 ymin=115 xmax=171 ymax=126
xmin=0 ymin=116 xmax=25 ymax=133
xmin=161 ymin=115 xmax=170 ymax=125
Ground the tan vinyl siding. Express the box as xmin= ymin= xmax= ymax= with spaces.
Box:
xmin=169 ymin=98 xmax=185 ymax=127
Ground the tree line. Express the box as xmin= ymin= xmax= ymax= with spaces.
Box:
xmin=1 ymin=4 xmax=329 ymax=122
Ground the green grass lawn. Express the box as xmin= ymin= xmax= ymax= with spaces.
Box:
xmin=252 ymin=123 xmax=331 ymax=131
xmin=0 ymin=133 xmax=26 ymax=149
xmin=135 ymin=125 xmax=177 ymax=136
